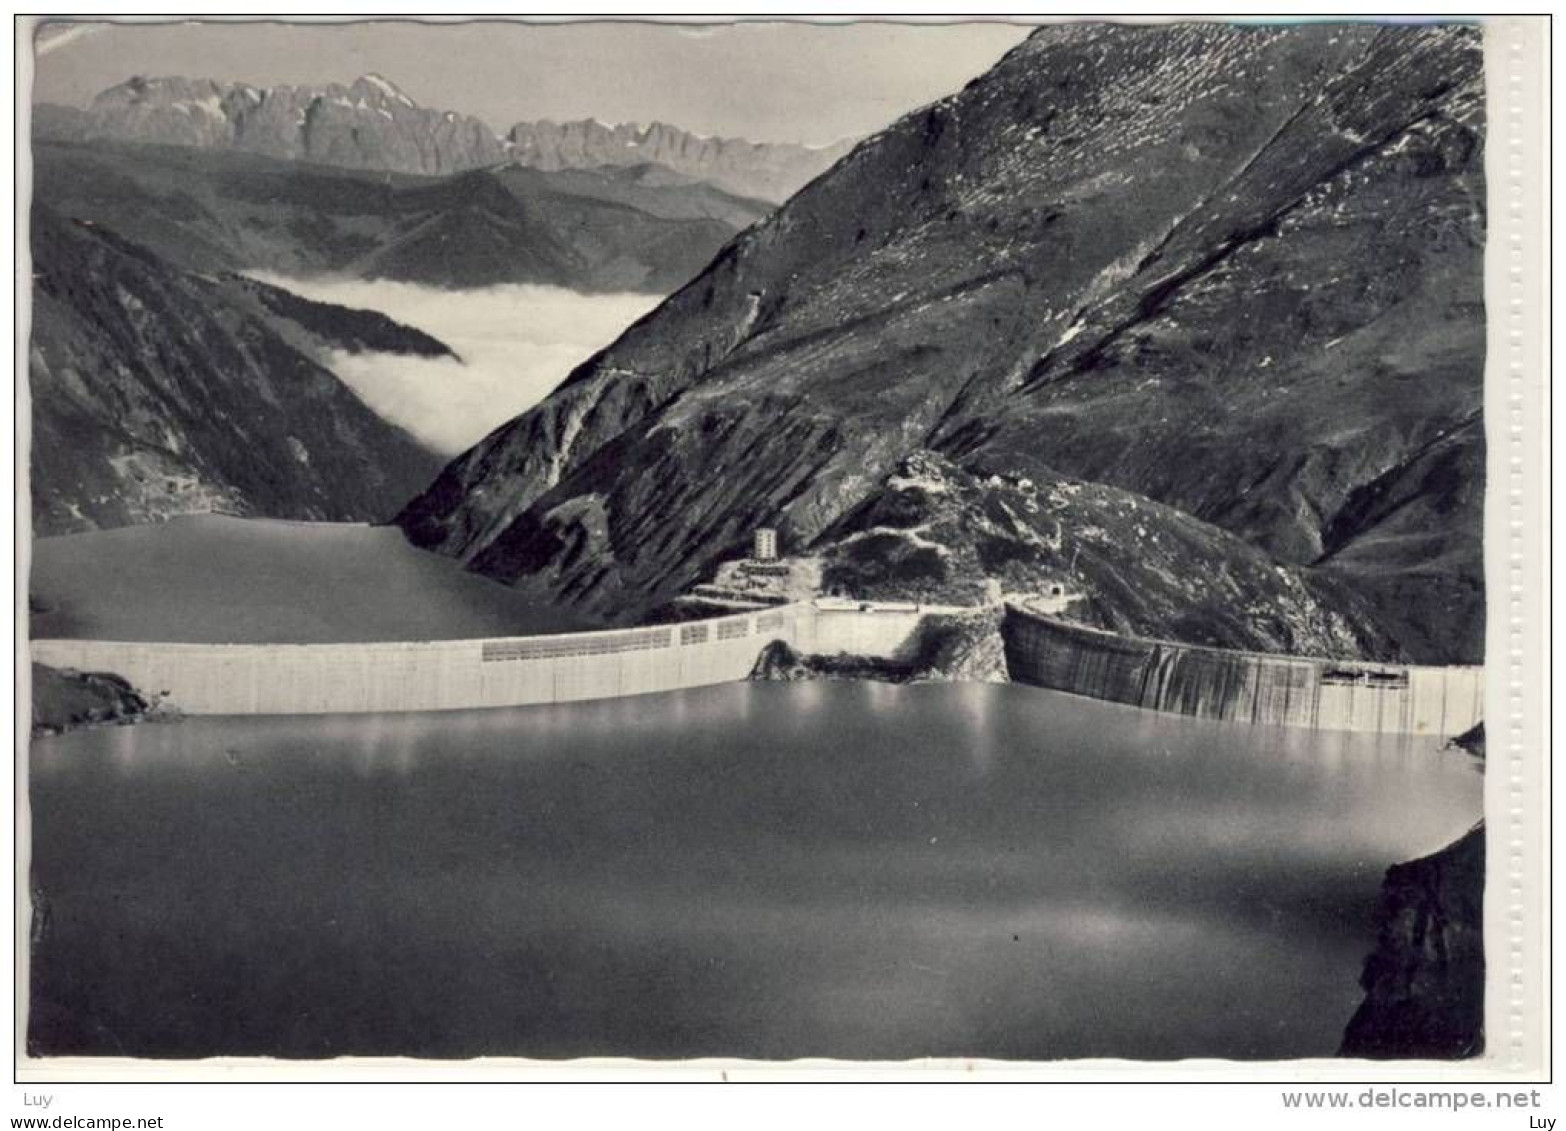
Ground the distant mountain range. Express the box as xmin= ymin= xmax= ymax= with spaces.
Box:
xmin=33 ymin=140 xmax=773 ymax=293
xmin=397 ymin=22 xmax=1487 ymax=665
xmin=34 ymin=73 xmax=852 ymax=203
xmin=506 ymin=119 xmax=854 ymax=204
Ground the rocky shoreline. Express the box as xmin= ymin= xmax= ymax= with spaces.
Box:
xmin=1339 ymin=822 xmax=1486 ymax=1059
xmin=29 ymin=663 xmax=153 ymax=738
xmin=1340 ymin=724 xmax=1485 ymax=1059
xmin=748 ymin=610 xmax=1009 ymax=685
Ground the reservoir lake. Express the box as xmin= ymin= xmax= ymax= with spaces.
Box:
xmin=27 ymin=682 xmax=1482 ymax=1061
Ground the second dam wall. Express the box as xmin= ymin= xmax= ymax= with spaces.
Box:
xmin=1002 ymin=606 xmax=1483 ymax=738
xmin=30 ymin=603 xmax=928 ymax=717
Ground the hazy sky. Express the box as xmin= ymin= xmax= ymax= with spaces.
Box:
xmin=30 ymin=19 xmax=1034 ymax=146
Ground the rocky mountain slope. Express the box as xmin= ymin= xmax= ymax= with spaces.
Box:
xmin=397 ymin=22 xmax=1485 ymax=663
xmin=34 ymin=140 xmax=771 ymax=293
xmin=29 ymin=206 xmax=444 ymax=535
xmin=816 ymin=453 xmax=1391 ymax=657
xmin=35 ymin=74 xmax=848 ymax=202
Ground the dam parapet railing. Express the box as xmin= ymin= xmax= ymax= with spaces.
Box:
xmin=28 ymin=600 xmax=929 ymax=717
xmin=1002 ymin=604 xmax=1483 ymax=738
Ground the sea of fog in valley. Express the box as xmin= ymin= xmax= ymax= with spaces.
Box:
xmin=249 ymin=274 xmax=662 ymax=454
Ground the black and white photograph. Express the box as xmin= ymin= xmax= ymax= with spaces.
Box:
xmin=13 ymin=14 xmax=1548 ymax=1087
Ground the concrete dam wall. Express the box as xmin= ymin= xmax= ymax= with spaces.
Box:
xmin=1002 ymin=606 xmax=1483 ymax=737
xmin=30 ymin=603 xmax=928 ymax=717
xmin=32 ymin=597 xmax=1480 ymax=735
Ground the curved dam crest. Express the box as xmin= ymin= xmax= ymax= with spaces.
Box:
xmin=29 ymin=603 xmax=923 ymax=718
xmin=31 ymin=602 xmax=1482 ymax=736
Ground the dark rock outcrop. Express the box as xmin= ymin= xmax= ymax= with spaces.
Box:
xmin=398 ymin=23 xmax=1483 ymax=663
xmin=1340 ymin=824 xmax=1486 ymax=1059
xmin=918 ymin=611 xmax=1011 ymax=683
xmin=29 ymin=207 xmax=443 ymax=534
xmin=1449 ymin=721 xmax=1486 ymax=759
xmin=30 ymin=663 xmax=149 ymax=737
xmin=748 ymin=610 xmax=1009 ymax=684
xmin=748 ymin=639 xmax=911 ymax=683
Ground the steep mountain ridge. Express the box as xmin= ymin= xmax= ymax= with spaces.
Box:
xmin=35 ymin=75 xmax=849 ymax=202
xmin=29 ymin=207 xmax=443 ymax=535
xmin=397 ymin=22 xmax=1485 ymax=663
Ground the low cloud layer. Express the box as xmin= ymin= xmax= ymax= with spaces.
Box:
xmin=251 ymin=274 xmax=661 ymax=455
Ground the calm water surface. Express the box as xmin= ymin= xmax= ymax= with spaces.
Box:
xmin=31 ymin=514 xmax=584 ymax=644
xmin=28 ymin=683 xmax=1482 ymax=1060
